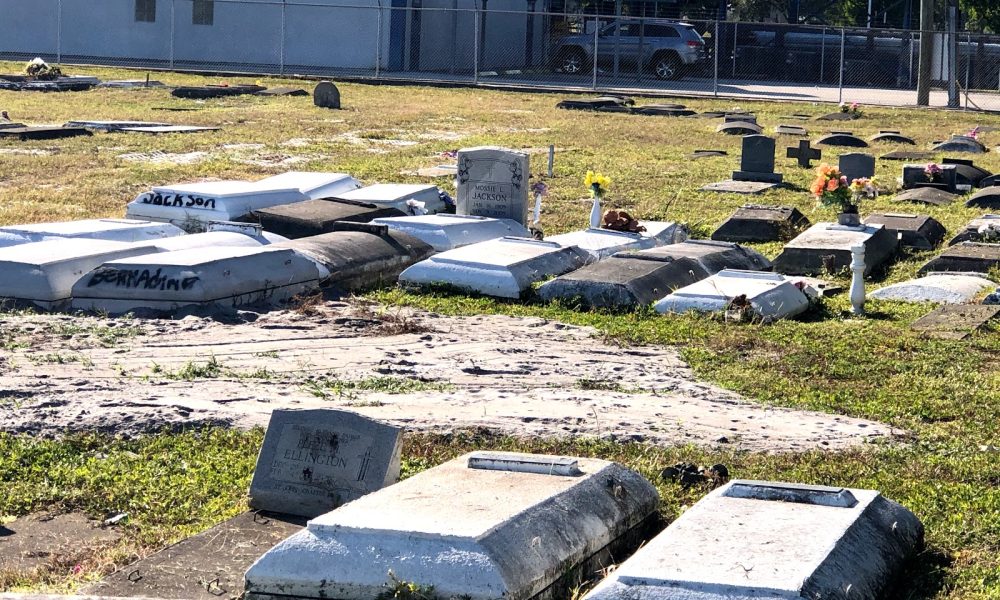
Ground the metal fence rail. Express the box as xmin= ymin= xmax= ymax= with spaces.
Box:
xmin=2 ymin=0 xmax=999 ymax=111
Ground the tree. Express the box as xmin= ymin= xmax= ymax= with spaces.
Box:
xmin=962 ymin=0 xmax=1000 ymax=32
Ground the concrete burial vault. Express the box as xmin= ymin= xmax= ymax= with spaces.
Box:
xmin=654 ymin=269 xmax=811 ymax=321
xmin=244 ymin=452 xmax=660 ymax=600
xmin=333 ymin=183 xmax=449 ymax=214
xmin=584 ymin=480 xmax=923 ymax=600
xmin=125 ymin=172 xmax=362 ymax=231
xmin=0 ymin=218 xmax=183 ymax=248
xmin=545 ymin=222 xmax=688 ymax=260
xmin=773 ymin=222 xmax=898 ymax=276
xmin=70 ymin=246 xmax=320 ymax=315
xmin=247 ymin=198 xmax=407 ymax=239
xmin=371 ymin=214 xmax=531 ymax=251
xmin=399 ymin=237 xmax=590 ymax=298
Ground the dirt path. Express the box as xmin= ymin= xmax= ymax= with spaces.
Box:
xmin=0 ymin=302 xmax=896 ymax=451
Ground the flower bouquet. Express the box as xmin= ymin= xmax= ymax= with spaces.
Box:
xmin=584 ymin=170 xmax=611 ymax=228
xmin=811 ymin=165 xmax=876 ymax=226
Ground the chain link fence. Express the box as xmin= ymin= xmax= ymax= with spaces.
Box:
xmin=2 ymin=0 xmax=1000 ymax=111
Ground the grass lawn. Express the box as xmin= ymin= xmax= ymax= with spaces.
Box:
xmin=0 ymin=62 xmax=999 ymax=599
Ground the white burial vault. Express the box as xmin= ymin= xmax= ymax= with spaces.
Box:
xmin=244 ymin=452 xmax=659 ymax=600
xmin=0 ymin=218 xmax=184 ymax=248
xmin=70 ymin=246 xmax=320 ymax=315
xmin=333 ymin=184 xmax=448 ymax=215
xmin=125 ymin=172 xmax=362 ymax=231
xmin=546 ymin=222 xmax=688 ymax=260
xmin=371 ymin=214 xmax=531 ymax=251
xmin=870 ymin=272 xmax=997 ymax=304
xmin=583 ymin=479 xmax=923 ymax=600
xmin=398 ymin=237 xmax=590 ymax=298
xmin=654 ymin=269 xmax=811 ymax=321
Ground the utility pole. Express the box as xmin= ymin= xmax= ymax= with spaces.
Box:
xmin=916 ymin=0 xmax=934 ymax=106
xmin=947 ymin=0 xmax=959 ymax=107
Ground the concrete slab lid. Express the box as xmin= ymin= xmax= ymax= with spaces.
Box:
xmin=333 ymin=183 xmax=446 ymax=213
xmin=782 ymin=222 xmax=883 ymax=249
xmin=254 ymin=172 xmax=361 ymax=197
xmin=370 ymin=214 xmax=530 ymax=251
xmin=150 ymin=180 xmax=299 ymax=198
xmin=654 ymin=269 xmax=810 ymax=320
xmin=151 ymin=231 xmax=271 ymax=251
xmin=546 ymin=228 xmax=650 ymax=259
xmin=432 ymin=236 xmax=574 ymax=269
xmin=583 ymin=479 xmax=922 ymax=600
xmin=870 ymin=273 xmax=997 ymax=304
xmin=99 ymin=245 xmax=287 ymax=268
xmin=0 ymin=218 xmax=184 ymax=247
xmin=0 ymin=238 xmax=154 ymax=268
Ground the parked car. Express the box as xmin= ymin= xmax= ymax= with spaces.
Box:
xmin=553 ymin=20 xmax=707 ymax=80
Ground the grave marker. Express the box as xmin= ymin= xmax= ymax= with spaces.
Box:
xmin=869 ymin=130 xmax=916 ymax=145
xmin=919 ymin=242 xmax=1000 ymax=275
xmin=871 ymin=273 xmax=997 ymax=304
xmin=838 ymin=152 xmax=876 ymax=183
xmin=943 ymin=158 xmax=991 ymax=187
xmin=313 ymin=81 xmax=341 ymax=108
xmin=863 ymin=213 xmax=946 ymax=250
xmin=912 ymin=305 xmax=1000 ymax=339
xmin=786 ymin=139 xmax=821 ymax=168
xmin=773 ymin=222 xmax=899 ymax=276
xmin=711 ymin=205 xmax=809 ymax=243
xmin=456 ymin=147 xmax=530 ymax=225
xmin=654 ymin=270 xmax=811 ymax=322
xmin=966 ymin=186 xmax=1000 ymax=209
xmin=902 ymin=163 xmax=958 ymax=192
xmin=931 ymin=135 xmax=987 ymax=154
xmin=732 ymin=135 xmax=782 ymax=184
xmin=948 ymin=214 xmax=1000 ymax=245
xmin=881 ymin=150 xmax=936 ymax=161
xmin=894 ymin=187 xmax=958 ymax=206
xmin=774 ymin=124 xmax=808 ymax=136
xmin=815 ymin=131 xmax=869 ymax=147
xmin=716 ymin=121 xmax=762 ymax=135
xmin=248 ymin=409 xmax=402 ymax=518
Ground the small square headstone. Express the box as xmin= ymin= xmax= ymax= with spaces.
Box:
xmin=902 ymin=163 xmax=958 ymax=192
xmin=456 ymin=147 xmax=530 ymax=225
xmin=733 ymin=135 xmax=782 ymax=183
xmin=838 ymin=152 xmax=875 ymax=183
xmin=248 ymin=409 xmax=402 ymax=518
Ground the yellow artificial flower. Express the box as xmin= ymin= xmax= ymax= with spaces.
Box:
xmin=584 ymin=171 xmax=612 ymax=195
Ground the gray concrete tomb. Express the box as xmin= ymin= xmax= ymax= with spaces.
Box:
xmin=333 ymin=184 xmax=449 ymax=215
xmin=863 ymin=213 xmax=946 ymax=250
xmin=0 ymin=218 xmax=183 ymax=248
xmin=773 ymin=222 xmax=898 ymax=276
xmin=919 ymin=242 xmax=1000 ymax=275
xmin=711 ymin=205 xmax=809 ymax=243
xmin=545 ymin=222 xmax=688 ymax=260
xmin=653 ymin=270 xmax=811 ymax=322
xmin=948 ymin=214 xmax=1000 ymax=245
xmin=371 ymin=214 xmax=531 ymax=252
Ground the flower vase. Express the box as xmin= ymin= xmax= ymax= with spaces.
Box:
xmin=590 ymin=195 xmax=602 ymax=229
xmin=837 ymin=205 xmax=861 ymax=227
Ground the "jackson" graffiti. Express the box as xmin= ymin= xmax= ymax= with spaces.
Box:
xmin=86 ymin=268 xmax=200 ymax=291
xmin=138 ymin=193 xmax=216 ymax=210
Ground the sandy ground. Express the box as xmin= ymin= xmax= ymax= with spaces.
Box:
xmin=0 ymin=301 xmax=897 ymax=452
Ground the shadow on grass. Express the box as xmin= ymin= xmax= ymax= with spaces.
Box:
xmin=886 ymin=548 xmax=953 ymax=600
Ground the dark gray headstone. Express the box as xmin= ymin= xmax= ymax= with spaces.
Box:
xmin=273 ymin=227 xmax=435 ymax=292
xmin=943 ymin=158 xmax=991 ymax=187
xmin=881 ymin=150 xmax=936 ymax=161
xmin=246 ymin=199 xmax=407 ymax=239
xmin=980 ymin=174 xmax=1000 ymax=188
xmin=537 ymin=255 xmax=710 ymax=309
xmin=724 ymin=113 xmax=757 ymax=124
xmin=863 ymin=213 xmax=946 ymax=250
xmin=894 ymin=187 xmax=958 ymax=206
xmin=456 ymin=146 xmax=529 ymax=224
xmin=931 ymin=135 xmax=987 ymax=154
xmin=911 ymin=305 xmax=1000 ymax=340
xmin=815 ymin=132 xmax=869 ymax=148
xmin=711 ymin=205 xmax=809 ymax=243
xmin=248 ymin=409 xmax=403 ymax=518
xmin=966 ymin=186 xmax=1000 ymax=209
xmin=313 ymin=81 xmax=341 ymax=109
xmin=902 ymin=164 xmax=958 ymax=192
xmin=948 ymin=215 xmax=1000 ymax=246
xmin=716 ymin=121 xmax=762 ymax=135
xmin=733 ymin=135 xmax=781 ymax=183
xmin=774 ymin=124 xmax=808 ymax=136
xmin=919 ymin=242 xmax=1000 ymax=275
xmin=838 ymin=152 xmax=876 ymax=183
xmin=869 ymin=130 xmax=916 ymax=145
xmin=786 ymin=139 xmax=822 ymax=168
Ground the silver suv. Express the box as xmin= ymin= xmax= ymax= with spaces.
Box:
xmin=553 ymin=21 xmax=706 ymax=80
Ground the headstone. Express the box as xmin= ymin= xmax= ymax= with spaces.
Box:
xmin=246 ymin=199 xmax=405 ymax=239
xmin=902 ymin=163 xmax=958 ymax=192
xmin=711 ymin=205 xmax=809 ymax=243
xmin=979 ymin=174 xmax=1000 ymax=188
xmin=0 ymin=239 xmax=161 ymax=311
xmin=621 ymin=240 xmax=772 ymax=273
xmin=894 ymin=187 xmax=958 ymax=206
xmin=918 ymin=242 xmax=1000 ymax=275
xmin=965 ymin=186 xmax=1000 ymax=209
xmin=398 ymin=237 xmax=589 ymax=298
xmin=869 ymin=130 xmax=916 ymax=145
xmin=582 ymin=479 xmax=923 ymax=600
xmin=546 ymin=222 xmax=687 ymax=260
xmin=931 ymin=135 xmax=987 ymax=154
xmin=724 ymin=113 xmax=757 ymax=124
xmin=985 ymin=288 xmax=1000 ymax=304
xmin=716 ymin=121 xmax=762 ymax=135
xmin=247 ymin=409 xmax=402 ymax=518
xmin=773 ymin=222 xmax=899 ymax=276
xmin=119 ymin=125 xmax=221 ymax=134
xmin=786 ymin=139 xmax=821 ymax=168
xmin=911 ymin=304 xmax=1000 ymax=339
xmin=0 ymin=127 xmax=92 ymax=141
xmin=125 ymin=172 xmax=362 ymax=231
xmin=244 ymin=452 xmax=660 ymax=600
xmin=654 ymin=270 xmax=811 ymax=322
xmin=0 ymin=218 xmax=183 ymax=249
xmin=881 ymin=150 xmax=936 ymax=161
xmin=732 ymin=135 xmax=782 ymax=183
xmin=313 ymin=81 xmax=341 ymax=109
xmin=688 ymin=149 xmax=727 ymax=160
xmin=456 ymin=147 xmax=529 ymax=225
xmin=537 ymin=255 xmax=710 ymax=309
xmin=870 ymin=273 xmax=997 ymax=304
xmin=838 ymin=152 xmax=876 ymax=184
xmin=71 ymin=246 xmax=321 ymax=315
xmin=372 ymin=214 xmax=531 ymax=251
xmin=65 ymin=120 xmax=170 ymax=131
xmin=702 ymin=180 xmax=779 ymax=194
xmin=632 ymin=105 xmax=696 ymax=117
xmin=817 ymin=111 xmax=861 ymax=121
xmin=556 ymin=96 xmax=633 ymax=111
xmin=172 ymin=84 xmax=266 ymax=99
xmin=774 ymin=124 xmax=808 ymax=136
xmin=943 ymin=158 xmax=991 ymax=187
xmin=781 ymin=113 xmax=813 ymax=120
xmin=948 ymin=214 xmax=1000 ymax=245
xmin=815 ymin=132 xmax=869 ymax=148
xmin=273 ymin=226 xmax=435 ymax=292
xmin=863 ymin=213 xmax=946 ymax=250
xmin=333 ymin=184 xmax=448 ymax=215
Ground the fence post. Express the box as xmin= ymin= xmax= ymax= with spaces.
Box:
xmin=838 ymin=27 xmax=845 ymax=104
xmin=374 ymin=5 xmax=382 ymax=79
xmin=964 ymin=32 xmax=971 ymax=109
xmin=473 ymin=8 xmax=480 ymax=83
xmin=279 ymin=0 xmax=286 ymax=75
xmin=169 ymin=0 xmax=175 ymax=69
xmin=592 ymin=19 xmax=599 ymax=91
xmin=712 ymin=20 xmax=719 ymax=96
xmin=56 ymin=0 xmax=62 ymax=62
xmin=820 ymin=27 xmax=826 ymax=83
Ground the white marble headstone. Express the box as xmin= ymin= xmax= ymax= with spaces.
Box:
xmin=456 ymin=147 xmax=529 ymax=225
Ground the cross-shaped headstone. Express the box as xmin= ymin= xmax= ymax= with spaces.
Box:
xmin=787 ymin=140 xmax=821 ymax=168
